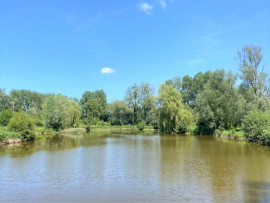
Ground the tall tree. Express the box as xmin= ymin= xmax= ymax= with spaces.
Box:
xmin=164 ymin=77 xmax=181 ymax=92
xmin=195 ymin=70 xmax=238 ymax=133
xmin=10 ymin=89 xmax=44 ymax=113
xmin=158 ymin=84 xmax=193 ymax=133
xmin=125 ymin=83 xmax=156 ymax=125
xmin=181 ymin=72 xmax=211 ymax=108
xmin=80 ymin=90 xmax=107 ymax=124
xmin=237 ymin=45 xmax=269 ymax=108
xmin=125 ymin=84 xmax=140 ymax=124
xmin=0 ymin=89 xmax=11 ymax=111
xmin=106 ymin=100 xmax=133 ymax=125
xmin=43 ymin=95 xmax=81 ymax=130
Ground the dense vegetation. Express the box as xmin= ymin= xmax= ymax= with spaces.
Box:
xmin=0 ymin=45 xmax=270 ymax=145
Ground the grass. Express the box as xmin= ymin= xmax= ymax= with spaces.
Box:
xmin=216 ymin=128 xmax=245 ymax=140
xmin=36 ymin=127 xmax=54 ymax=133
xmin=0 ymin=126 xmax=22 ymax=142
xmin=87 ymin=125 xmax=154 ymax=130
xmin=35 ymin=125 xmax=155 ymax=135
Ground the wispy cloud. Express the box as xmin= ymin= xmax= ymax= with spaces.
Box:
xmin=138 ymin=2 xmax=153 ymax=15
xmin=158 ymin=0 xmax=167 ymax=9
xmin=101 ymin=67 xmax=115 ymax=74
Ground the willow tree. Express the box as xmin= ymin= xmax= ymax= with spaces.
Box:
xmin=158 ymin=84 xmax=193 ymax=133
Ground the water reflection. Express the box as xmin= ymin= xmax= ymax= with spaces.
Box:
xmin=0 ymin=133 xmax=270 ymax=202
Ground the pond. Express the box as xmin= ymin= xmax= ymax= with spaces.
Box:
xmin=1 ymin=133 xmax=270 ymax=202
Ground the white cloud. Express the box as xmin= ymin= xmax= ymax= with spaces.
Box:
xmin=101 ymin=67 xmax=115 ymax=74
xmin=138 ymin=2 xmax=153 ymax=15
xmin=159 ymin=0 xmax=167 ymax=9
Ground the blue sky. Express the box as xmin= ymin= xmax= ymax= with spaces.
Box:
xmin=0 ymin=0 xmax=269 ymax=102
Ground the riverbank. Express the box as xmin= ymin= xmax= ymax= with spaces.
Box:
xmin=214 ymin=129 xmax=246 ymax=141
xmin=0 ymin=125 xmax=156 ymax=145
xmin=0 ymin=127 xmax=22 ymax=145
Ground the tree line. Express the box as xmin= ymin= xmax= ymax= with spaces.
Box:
xmin=0 ymin=45 xmax=270 ymax=144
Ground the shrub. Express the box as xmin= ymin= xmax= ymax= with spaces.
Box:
xmin=0 ymin=127 xmax=21 ymax=141
xmin=34 ymin=118 xmax=44 ymax=126
xmin=137 ymin=121 xmax=145 ymax=130
xmin=85 ymin=125 xmax=91 ymax=132
xmin=0 ymin=109 xmax=13 ymax=126
xmin=242 ymin=111 xmax=270 ymax=145
xmin=8 ymin=112 xmax=35 ymax=141
xmin=96 ymin=120 xmax=111 ymax=126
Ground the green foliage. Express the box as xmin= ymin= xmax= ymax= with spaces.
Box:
xmin=0 ymin=127 xmax=21 ymax=142
xmin=125 ymin=83 xmax=157 ymax=125
xmin=0 ymin=89 xmax=11 ymax=111
xmin=158 ymin=84 xmax=193 ymax=133
xmin=0 ymin=109 xmax=13 ymax=126
xmin=137 ymin=121 xmax=145 ymax=130
xmin=85 ymin=125 xmax=91 ymax=132
xmin=10 ymin=89 xmax=44 ymax=112
xmin=69 ymin=100 xmax=82 ymax=127
xmin=242 ymin=111 xmax=270 ymax=145
xmin=181 ymin=72 xmax=211 ymax=108
xmin=237 ymin=45 xmax=270 ymax=111
xmin=33 ymin=118 xmax=44 ymax=126
xmin=80 ymin=90 xmax=107 ymax=124
xmin=195 ymin=70 xmax=239 ymax=134
xmin=42 ymin=95 xmax=82 ymax=130
xmin=96 ymin=120 xmax=111 ymax=126
xmin=107 ymin=100 xmax=133 ymax=125
xmin=8 ymin=112 xmax=35 ymax=141
xmin=165 ymin=77 xmax=182 ymax=92
xmin=186 ymin=124 xmax=198 ymax=134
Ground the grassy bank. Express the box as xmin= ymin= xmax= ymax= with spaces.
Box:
xmin=0 ymin=127 xmax=22 ymax=143
xmin=214 ymin=129 xmax=245 ymax=141
xmin=35 ymin=125 xmax=155 ymax=135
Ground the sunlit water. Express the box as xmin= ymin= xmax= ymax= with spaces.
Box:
xmin=1 ymin=132 xmax=270 ymax=202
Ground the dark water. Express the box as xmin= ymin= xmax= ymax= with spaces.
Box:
xmin=0 ymin=133 xmax=270 ymax=202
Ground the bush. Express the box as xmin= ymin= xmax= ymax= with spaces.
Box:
xmin=34 ymin=118 xmax=44 ymax=126
xmin=8 ymin=112 xmax=35 ymax=141
xmin=137 ymin=121 xmax=145 ymax=130
xmin=85 ymin=125 xmax=91 ymax=132
xmin=242 ymin=111 xmax=270 ymax=145
xmin=214 ymin=129 xmax=222 ymax=136
xmin=0 ymin=109 xmax=13 ymax=126
xmin=0 ymin=127 xmax=21 ymax=141
xmin=96 ymin=120 xmax=111 ymax=126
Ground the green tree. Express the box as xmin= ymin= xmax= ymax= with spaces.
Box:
xmin=158 ymin=84 xmax=193 ymax=133
xmin=181 ymin=72 xmax=211 ymax=108
xmin=8 ymin=111 xmax=35 ymax=141
xmin=0 ymin=109 xmax=13 ymax=126
xmin=69 ymin=100 xmax=82 ymax=127
xmin=237 ymin=45 xmax=269 ymax=109
xmin=195 ymin=70 xmax=238 ymax=134
xmin=164 ymin=77 xmax=182 ymax=92
xmin=10 ymin=89 xmax=44 ymax=113
xmin=137 ymin=121 xmax=145 ymax=130
xmin=80 ymin=90 xmax=107 ymax=123
xmin=107 ymin=100 xmax=133 ymax=125
xmin=242 ymin=110 xmax=270 ymax=145
xmin=0 ymin=89 xmax=11 ymax=111
xmin=125 ymin=83 xmax=156 ymax=125
xmin=125 ymin=84 xmax=140 ymax=124
xmin=42 ymin=95 xmax=80 ymax=130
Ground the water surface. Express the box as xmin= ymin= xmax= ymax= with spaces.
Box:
xmin=1 ymin=133 xmax=270 ymax=202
